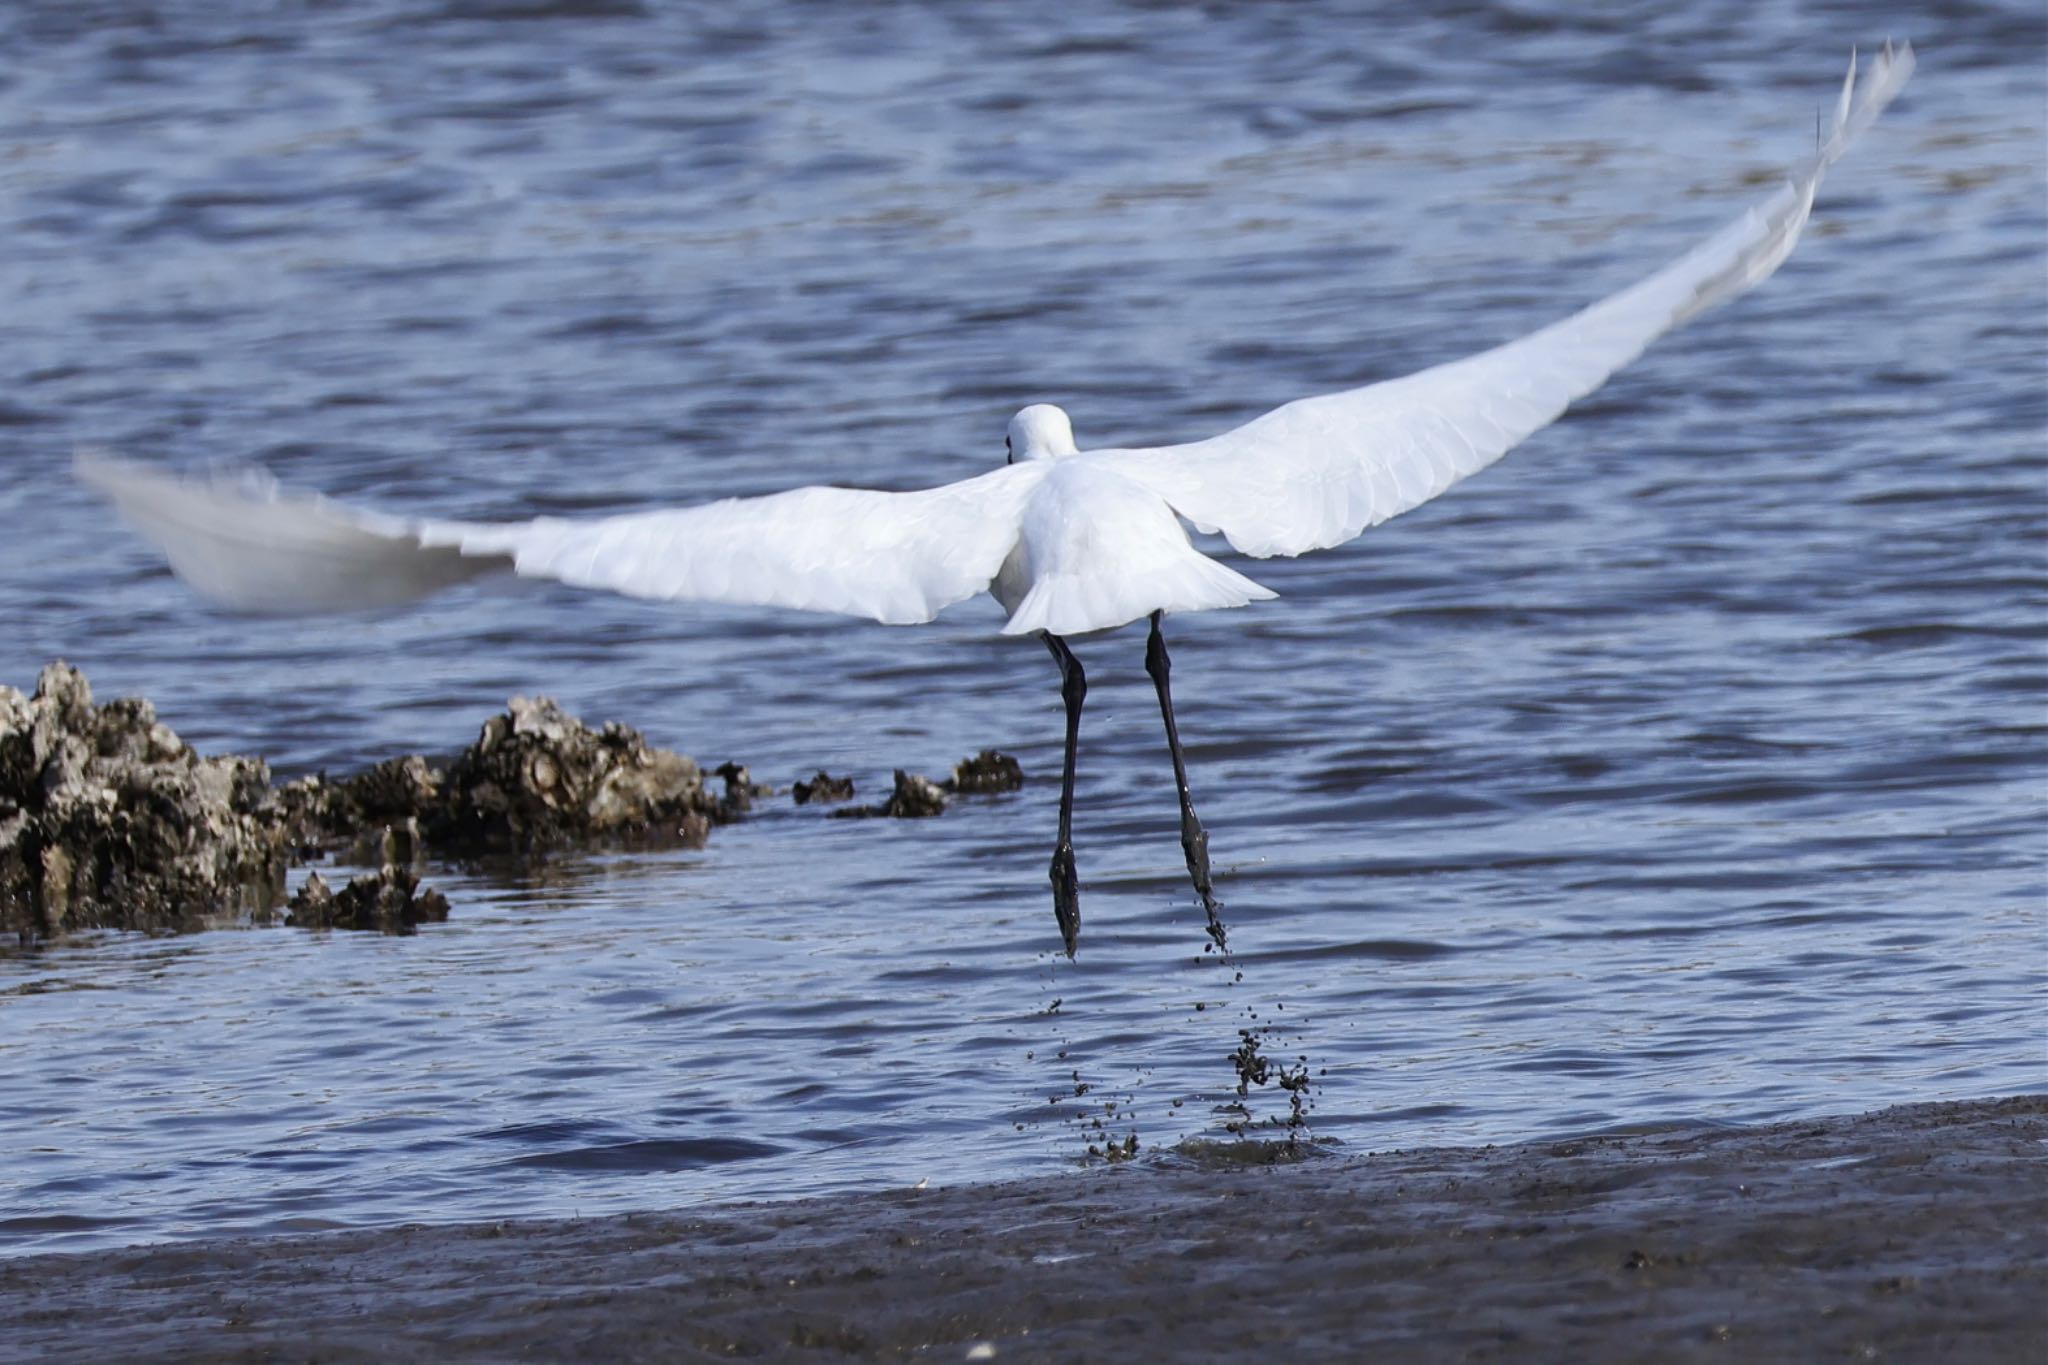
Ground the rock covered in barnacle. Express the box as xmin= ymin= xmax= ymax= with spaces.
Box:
xmin=832 ymin=769 xmax=949 ymax=819
xmin=712 ymin=761 xmax=773 ymax=818
xmin=426 ymin=696 xmax=718 ymax=854
xmin=347 ymin=754 xmax=444 ymax=825
xmin=286 ymin=866 xmax=450 ymax=933
xmin=1 ymin=662 xmax=291 ymax=938
xmin=280 ymin=695 xmax=719 ymax=858
xmin=948 ymin=750 xmax=1024 ymax=795
xmin=3 ymin=671 xmax=726 ymax=938
xmin=791 ymin=771 xmax=855 ymax=806
xmin=824 ymin=752 xmax=1026 ymax=820
xmin=882 ymin=770 xmax=949 ymax=818
xmin=3 ymin=660 xmax=1013 ymax=939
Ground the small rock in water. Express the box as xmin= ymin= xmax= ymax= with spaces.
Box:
xmin=827 ymin=751 xmax=1024 ymax=819
xmin=791 ymin=771 xmax=856 ymax=806
xmin=713 ymin=761 xmax=773 ymax=816
xmin=829 ymin=769 xmax=949 ymax=820
xmin=882 ymin=770 xmax=949 ymax=818
xmin=286 ymin=866 xmax=451 ymax=933
xmin=947 ymin=749 xmax=1024 ymax=795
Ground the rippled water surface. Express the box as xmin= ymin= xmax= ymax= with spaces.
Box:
xmin=2 ymin=2 xmax=2042 ymax=1256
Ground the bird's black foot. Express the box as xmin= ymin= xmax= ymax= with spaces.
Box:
xmin=1049 ymin=841 xmax=1081 ymax=957
xmin=1183 ymin=825 xmax=1228 ymax=953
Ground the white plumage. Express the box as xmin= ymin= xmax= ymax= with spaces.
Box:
xmin=72 ymin=48 xmax=1912 ymax=955
xmin=78 ymin=46 xmax=1910 ymax=641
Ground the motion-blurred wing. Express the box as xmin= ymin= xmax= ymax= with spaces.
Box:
xmin=77 ymin=450 xmax=1048 ymax=625
xmin=1089 ymin=44 xmax=1913 ymax=559
xmin=75 ymin=451 xmax=506 ymax=613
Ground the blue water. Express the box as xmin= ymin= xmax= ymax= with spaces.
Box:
xmin=1 ymin=2 xmax=2042 ymax=1256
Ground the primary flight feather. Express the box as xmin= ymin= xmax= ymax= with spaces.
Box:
xmin=76 ymin=46 xmax=1913 ymax=955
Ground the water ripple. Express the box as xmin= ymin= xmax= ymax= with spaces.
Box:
xmin=0 ymin=0 xmax=2042 ymax=1256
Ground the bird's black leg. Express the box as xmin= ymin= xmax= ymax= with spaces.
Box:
xmin=1146 ymin=610 xmax=1228 ymax=952
xmin=1041 ymin=631 xmax=1086 ymax=957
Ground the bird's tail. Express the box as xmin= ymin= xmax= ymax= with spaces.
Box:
xmin=1000 ymin=552 xmax=1275 ymax=637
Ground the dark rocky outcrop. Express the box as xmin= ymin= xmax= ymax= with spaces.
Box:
xmin=278 ymin=695 xmax=722 ymax=861
xmin=832 ymin=770 xmax=946 ymax=820
xmin=4 ymin=671 xmax=722 ymax=939
xmin=2 ymin=663 xmax=293 ymax=938
xmin=5 ymin=662 xmax=1025 ymax=940
xmin=879 ymin=770 xmax=949 ymax=818
xmin=428 ymin=696 xmax=719 ymax=854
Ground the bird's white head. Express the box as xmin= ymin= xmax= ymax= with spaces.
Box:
xmin=1006 ymin=404 xmax=1079 ymax=463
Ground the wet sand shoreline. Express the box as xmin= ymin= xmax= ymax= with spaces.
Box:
xmin=4 ymin=1095 xmax=2042 ymax=1362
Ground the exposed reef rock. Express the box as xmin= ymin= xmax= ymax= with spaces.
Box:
xmin=2 ymin=663 xmax=293 ymax=938
xmin=432 ymin=696 xmax=718 ymax=854
xmin=5 ymin=662 xmax=1026 ymax=940
xmin=4 ymin=670 xmax=718 ymax=939
xmin=279 ymin=696 xmax=721 ymax=859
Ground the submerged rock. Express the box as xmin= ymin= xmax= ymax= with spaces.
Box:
xmin=832 ymin=769 xmax=949 ymax=820
xmin=1 ymin=662 xmax=291 ymax=938
xmin=287 ymin=867 xmax=451 ymax=933
xmin=712 ymin=761 xmax=773 ymax=818
xmin=948 ymin=750 xmax=1024 ymax=795
xmin=881 ymin=770 xmax=949 ymax=818
xmin=826 ymin=753 xmax=1026 ymax=820
xmin=791 ymin=772 xmax=855 ymax=806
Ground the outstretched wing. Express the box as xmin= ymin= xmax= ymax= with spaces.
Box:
xmin=1087 ymin=44 xmax=1914 ymax=559
xmin=424 ymin=465 xmax=1046 ymax=624
xmin=76 ymin=450 xmax=1048 ymax=625
xmin=74 ymin=452 xmax=506 ymax=614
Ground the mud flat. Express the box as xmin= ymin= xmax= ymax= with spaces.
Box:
xmin=2 ymin=1096 xmax=2040 ymax=1362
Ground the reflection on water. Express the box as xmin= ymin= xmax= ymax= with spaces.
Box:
xmin=1 ymin=1 xmax=2043 ymax=1254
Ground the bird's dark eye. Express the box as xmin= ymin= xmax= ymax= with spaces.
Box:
xmin=1005 ymin=435 xmax=1013 ymax=465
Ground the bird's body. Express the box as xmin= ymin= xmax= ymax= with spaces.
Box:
xmin=75 ymin=47 xmax=1914 ymax=955
xmin=993 ymin=455 xmax=1277 ymax=638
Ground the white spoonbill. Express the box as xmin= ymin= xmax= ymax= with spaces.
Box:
xmin=76 ymin=47 xmax=1912 ymax=957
